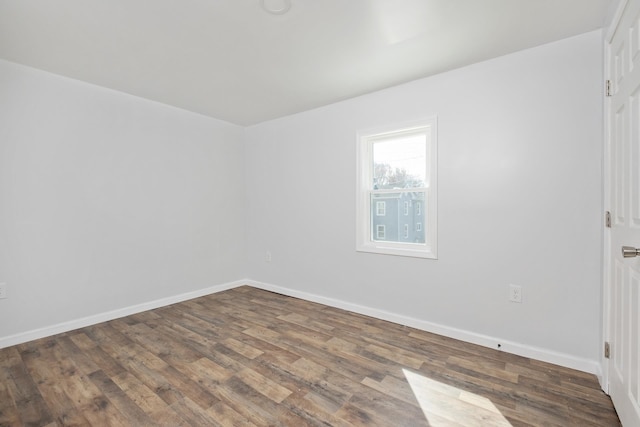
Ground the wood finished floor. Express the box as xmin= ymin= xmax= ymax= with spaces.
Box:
xmin=0 ymin=286 xmax=620 ymax=426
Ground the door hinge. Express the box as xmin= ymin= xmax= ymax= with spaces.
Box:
xmin=605 ymin=341 xmax=610 ymax=359
xmin=606 ymin=80 xmax=612 ymax=97
xmin=606 ymin=211 xmax=612 ymax=228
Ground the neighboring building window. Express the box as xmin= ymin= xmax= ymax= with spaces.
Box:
xmin=356 ymin=117 xmax=437 ymax=259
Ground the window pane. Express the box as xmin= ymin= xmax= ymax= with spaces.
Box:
xmin=371 ymin=192 xmax=426 ymax=243
xmin=373 ymin=134 xmax=426 ymax=189
xmin=357 ymin=117 xmax=436 ymax=259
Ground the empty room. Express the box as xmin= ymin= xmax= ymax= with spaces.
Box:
xmin=0 ymin=0 xmax=638 ymax=425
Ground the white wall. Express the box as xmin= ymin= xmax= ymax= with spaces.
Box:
xmin=245 ymin=31 xmax=603 ymax=366
xmin=0 ymin=59 xmax=246 ymax=341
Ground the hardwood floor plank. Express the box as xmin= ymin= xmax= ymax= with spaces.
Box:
xmin=219 ymin=375 xmax=285 ymax=424
xmin=75 ymin=342 xmax=126 ymax=380
xmin=334 ymin=402 xmax=392 ymax=427
xmin=68 ymin=333 xmax=97 ymax=352
xmin=154 ymin=320 xmax=220 ymax=360
xmin=0 ymin=367 xmax=23 ymax=426
xmin=276 ymin=312 xmax=335 ymax=335
xmin=361 ymin=374 xmax=419 ymax=407
xmin=4 ymin=354 xmax=54 ymax=426
xmin=110 ymin=371 xmax=174 ymax=421
xmin=222 ymin=337 xmax=264 ymax=360
xmin=177 ymin=357 xmax=232 ymax=392
xmin=398 ymin=369 xmax=511 ymax=426
xmin=206 ymin=400 xmax=257 ymax=427
xmin=167 ymin=396 xmax=222 ymax=426
xmin=160 ymin=364 xmax=220 ymax=409
xmin=347 ymin=381 xmax=428 ymax=426
xmin=87 ymin=370 xmax=156 ymax=425
xmin=55 ymin=336 xmax=101 ymax=377
xmin=0 ymin=286 xmax=621 ymax=426
xmin=18 ymin=344 xmax=93 ymax=426
xmin=235 ymin=367 xmax=293 ymax=403
xmin=364 ymin=342 xmax=424 ymax=370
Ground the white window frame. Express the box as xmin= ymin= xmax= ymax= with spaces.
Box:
xmin=404 ymin=224 xmax=409 ymax=238
xmin=416 ymin=202 xmax=421 ymax=216
xmin=403 ymin=201 xmax=409 ymax=216
xmin=376 ymin=225 xmax=386 ymax=240
xmin=356 ymin=117 xmax=437 ymax=259
xmin=416 ymin=222 xmax=422 ymax=232
xmin=376 ymin=201 xmax=386 ymax=216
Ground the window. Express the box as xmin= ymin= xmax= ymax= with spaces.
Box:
xmin=356 ymin=117 xmax=437 ymax=259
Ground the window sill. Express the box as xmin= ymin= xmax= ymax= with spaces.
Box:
xmin=356 ymin=243 xmax=437 ymax=259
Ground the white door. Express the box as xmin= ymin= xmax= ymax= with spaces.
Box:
xmin=607 ymin=0 xmax=640 ymax=425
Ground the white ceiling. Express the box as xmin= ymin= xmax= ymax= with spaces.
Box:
xmin=0 ymin=0 xmax=615 ymax=126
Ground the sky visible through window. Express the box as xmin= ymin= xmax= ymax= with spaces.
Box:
xmin=373 ymin=134 xmax=426 ymax=187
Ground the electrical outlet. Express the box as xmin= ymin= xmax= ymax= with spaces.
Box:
xmin=265 ymin=251 xmax=272 ymax=263
xmin=508 ymin=284 xmax=522 ymax=303
xmin=0 ymin=283 xmax=6 ymax=299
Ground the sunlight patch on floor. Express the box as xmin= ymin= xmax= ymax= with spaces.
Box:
xmin=403 ymin=369 xmax=512 ymax=426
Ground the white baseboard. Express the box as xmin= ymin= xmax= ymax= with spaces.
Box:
xmin=246 ymin=279 xmax=602 ymax=378
xmin=0 ymin=280 xmax=246 ymax=349
xmin=0 ymin=278 xmax=602 ymax=380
